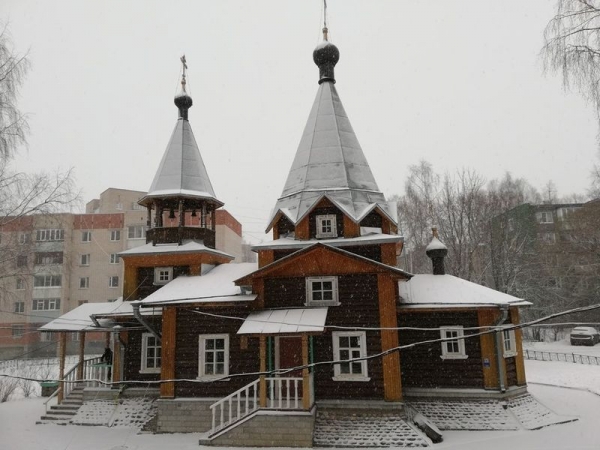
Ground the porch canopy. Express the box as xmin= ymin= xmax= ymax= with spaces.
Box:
xmin=237 ymin=307 xmax=328 ymax=335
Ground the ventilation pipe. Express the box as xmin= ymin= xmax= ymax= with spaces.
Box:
xmin=494 ymin=305 xmax=509 ymax=393
xmin=132 ymin=302 xmax=162 ymax=343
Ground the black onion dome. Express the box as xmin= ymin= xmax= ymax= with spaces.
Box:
xmin=174 ymin=90 xmax=193 ymax=120
xmin=313 ymin=38 xmax=339 ymax=84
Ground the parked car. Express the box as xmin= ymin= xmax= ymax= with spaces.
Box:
xmin=570 ymin=327 xmax=600 ymax=346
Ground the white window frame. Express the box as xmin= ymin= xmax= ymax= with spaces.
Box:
xmin=154 ymin=267 xmax=173 ymax=285
xmin=109 ymin=276 xmax=119 ymax=288
xmin=536 ymin=211 xmax=554 ymax=224
xmin=16 ymin=278 xmax=25 ymax=290
xmin=306 ymin=276 xmax=339 ymax=306
xmin=33 ymin=274 xmax=62 ymax=288
xmin=440 ymin=326 xmax=468 ymax=360
xmin=316 ymin=214 xmax=337 ymax=238
xmin=110 ymin=229 xmax=121 ymax=241
xmin=501 ymin=326 xmax=518 ymax=358
xmin=79 ymin=277 xmax=89 ymax=289
xmin=198 ymin=334 xmax=229 ymax=380
xmin=40 ymin=331 xmax=53 ymax=342
xmin=332 ymin=331 xmax=369 ymax=382
xmin=80 ymin=254 xmax=90 ymax=266
xmin=12 ymin=325 xmax=25 ymax=338
xmin=141 ymin=333 xmax=161 ymax=374
xmin=109 ymin=253 xmax=120 ymax=264
xmin=128 ymin=225 xmax=146 ymax=239
xmin=81 ymin=230 xmax=92 ymax=242
xmin=14 ymin=302 xmax=24 ymax=313
xmin=18 ymin=233 xmax=29 ymax=244
xmin=32 ymin=298 xmax=61 ymax=311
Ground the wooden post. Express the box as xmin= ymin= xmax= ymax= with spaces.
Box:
xmin=478 ymin=309 xmax=500 ymax=389
xmin=378 ymin=274 xmax=402 ymax=401
xmin=105 ymin=332 xmax=111 ymax=348
xmin=77 ymin=331 xmax=85 ymax=381
xmin=113 ymin=329 xmax=121 ymax=385
xmin=511 ymin=307 xmax=527 ymax=386
xmin=302 ymin=334 xmax=310 ymax=410
xmin=160 ymin=307 xmax=177 ymax=398
xmin=57 ymin=332 xmax=66 ymax=403
xmin=259 ymin=335 xmax=267 ymax=408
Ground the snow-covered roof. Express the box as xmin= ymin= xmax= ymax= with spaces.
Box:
xmin=426 ymin=236 xmax=447 ymax=252
xmin=39 ymin=299 xmax=158 ymax=332
xmin=252 ymin=233 xmax=403 ymax=251
xmin=138 ymin=118 xmax=222 ymax=207
xmin=398 ymin=274 xmax=531 ymax=308
xmin=138 ymin=262 xmax=258 ymax=306
xmin=237 ymin=308 xmax=328 ymax=334
xmin=119 ymin=239 xmax=233 ymax=259
xmin=266 ymin=81 xmax=395 ymax=231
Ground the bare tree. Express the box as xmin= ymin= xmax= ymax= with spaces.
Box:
xmin=0 ymin=23 xmax=30 ymax=161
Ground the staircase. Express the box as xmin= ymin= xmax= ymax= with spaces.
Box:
xmin=313 ymin=407 xmax=430 ymax=448
xmin=37 ymin=385 xmax=84 ymax=424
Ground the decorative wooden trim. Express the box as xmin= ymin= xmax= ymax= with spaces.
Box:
xmin=302 ymin=334 xmax=310 ymax=410
xmin=160 ymin=307 xmax=177 ymax=398
xmin=259 ymin=336 xmax=267 ymax=408
xmin=58 ymin=332 xmax=66 ymax=403
xmin=478 ymin=309 xmax=500 ymax=389
xmin=378 ymin=274 xmax=402 ymax=401
xmin=511 ymin=307 xmax=527 ymax=386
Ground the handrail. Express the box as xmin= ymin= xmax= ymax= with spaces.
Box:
xmin=524 ymin=349 xmax=600 ymax=366
xmin=209 ymin=376 xmax=307 ymax=436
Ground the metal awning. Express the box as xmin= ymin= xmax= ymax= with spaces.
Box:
xmin=237 ymin=308 xmax=328 ymax=335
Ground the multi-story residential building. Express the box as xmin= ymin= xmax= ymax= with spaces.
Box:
xmin=0 ymin=187 xmax=244 ymax=358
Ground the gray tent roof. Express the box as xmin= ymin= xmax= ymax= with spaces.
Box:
xmin=140 ymin=118 xmax=221 ymax=206
xmin=267 ymin=81 xmax=395 ymax=231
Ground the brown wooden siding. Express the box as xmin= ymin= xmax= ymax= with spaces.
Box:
xmin=137 ymin=266 xmax=190 ymax=298
xmin=342 ymin=245 xmax=382 ymax=262
xmin=273 ymin=249 xmax=296 ymax=262
xmin=397 ymin=311 xmax=484 ymax=389
xmin=360 ymin=211 xmax=382 ymax=229
xmin=505 ymin=357 xmax=517 ymax=386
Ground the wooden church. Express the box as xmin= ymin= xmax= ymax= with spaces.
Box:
xmin=42 ymin=24 xmax=531 ymax=447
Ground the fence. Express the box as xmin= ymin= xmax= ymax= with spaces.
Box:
xmin=524 ymin=349 xmax=600 ymax=366
xmin=0 ymin=355 xmax=81 ymax=371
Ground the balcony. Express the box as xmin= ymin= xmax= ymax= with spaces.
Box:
xmin=146 ymin=226 xmax=215 ymax=248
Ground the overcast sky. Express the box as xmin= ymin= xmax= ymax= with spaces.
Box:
xmin=3 ymin=0 xmax=598 ymax=243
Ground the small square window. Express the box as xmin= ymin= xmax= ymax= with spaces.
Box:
xmin=79 ymin=277 xmax=89 ymax=289
xmin=18 ymin=233 xmax=29 ymax=244
xmin=440 ymin=326 xmax=467 ymax=359
xmin=332 ymin=331 xmax=369 ymax=381
xmin=80 ymin=254 xmax=90 ymax=266
xmin=110 ymin=230 xmax=121 ymax=241
xmin=109 ymin=276 xmax=119 ymax=288
xmin=82 ymin=231 xmax=92 ymax=242
xmin=154 ymin=267 xmax=173 ymax=285
xmin=109 ymin=253 xmax=120 ymax=264
xmin=14 ymin=302 xmax=24 ymax=313
xmin=306 ymin=277 xmax=339 ymax=306
xmin=502 ymin=327 xmax=518 ymax=358
xmin=16 ymin=278 xmax=25 ymax=290
xmin=316 ymin=214 xmax=337 ymax=238
xmin=12 ymin=325 xmax=25 ymax=338
xmin=16 ymin=255 xmax=28 ymax=267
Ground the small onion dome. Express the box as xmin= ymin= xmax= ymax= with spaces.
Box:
xmin=174 ymin=89 xmax=193 ymax=120
xmin=426 ymin=228 xmax=448 ymax=275
xmin=425 ymin=236 xmax=448 ymax=255
xmin=313 ymin=31 xmax=340 ymax=84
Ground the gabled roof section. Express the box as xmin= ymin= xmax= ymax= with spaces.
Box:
xmin=267 ymin=81 xmax=394 ymax=231
xmin=139 ymin=119 xmax=222 ymax=206
xmin=236 ymin=242 xmax=411 ymax=285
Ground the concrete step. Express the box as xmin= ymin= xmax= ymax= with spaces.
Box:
xmin=49 ymin=405 xmax=80 ymax=412
xmin=39 ymin=415 xmax=72 ymax=421
xmin=45 ymin=409 xmax=77 ymax=416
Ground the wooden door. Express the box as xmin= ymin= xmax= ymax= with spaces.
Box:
xmin=276 ymin=336 xmax=303 ymax=400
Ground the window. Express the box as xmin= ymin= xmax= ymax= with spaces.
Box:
xmin=110 ymin=253 xmax=120 ymax=264
xmin=132 ymin=202 xmax=145 ymax=211
xmin=16 ymin=254 xmax=28 ymax=267
xmin=18 ymin=233 xmax=29 ymax=244
xmin=128 ymin=225 xmax=146 ymax=239
xmin=80 ymin=254 xmax=90 ymax=266
xmin=33 ymin=274 xmax=62 ymax=288
xmin=536 ymin=211 xmax=554 ymax=224
xmin=115 ymin=202 xmax=123 ymax=211
xmin=36 ymin=229 xmax=64 ymax=242
xmin=501 ymin=326 xmax=518 ymax=358
xmin=110 ymin=230 xmax=121 ymax=241
xmin=79 ymin=277 xmax=89 ymax=289
xmin=306 ymin=276 xmax=339 ymax=306
xmin=32 ymin=298 xmax=61 ymax=311
xmin=154 ymin=267 xmax=173 ymax=285
xmin=440 ymin=326 xmax=467 ymax=359
xmin=12 ymin=325 xmax=25 ymax=338
xmin=14 ymin=302 xmax=24 ymax=313
xmin=141 ymin=333 xmax=161 ymax=373
xmin=316 ymin=214 xmax=337 ymax=238
xmin=198 ymin=335 xmax=229 ymax=379
xmin=539 ymin=232 xmax=556 ymax=244
xmin=81 ymin=230 xmax=92 ymax=242
xmin=332 ymin=331 xmax=369 ymax=381
xmin=16 ymin=278 xmax=25 ymax=290
xmin=109 ymin=276 xmax=119 ymax=288
xmin=40 ymin=331 xmax=53 ymax=342
xmin=507 ymin=218 xmax=515 ymax=232
xmin=35 ymin=252 xmax=63 ymax=265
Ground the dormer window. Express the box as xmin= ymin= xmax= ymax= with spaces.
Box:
xmin=306 ymin=276 xmax=339 ymax=306
xmin=154 ymin=267 xmax=173 ymax=285
xmin=316 ymin=214 xmax=337 ymax=238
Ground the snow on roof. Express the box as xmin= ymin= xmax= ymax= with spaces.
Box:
xmin=119 ymin=239 xmax=233 ymax=259
xmin=252 ymin=233 xmax=403 ymax=251
xmin=139 ymin=262 xmax=258 ymax=306
xmin=237 ymin=308 xmax=328 ymax=334
xmin=398 ymin=274 xmax=531 ymax=308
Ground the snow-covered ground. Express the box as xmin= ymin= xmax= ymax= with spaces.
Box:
xmin=1 ymin=345 xmax=600 ymax=449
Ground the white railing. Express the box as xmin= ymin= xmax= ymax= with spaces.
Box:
xmin=82 ymin=357 xmax=111 ymax=388
xmin=209 ymin=376 xmax=306 ymax=435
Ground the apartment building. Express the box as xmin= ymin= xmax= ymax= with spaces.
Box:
xmin=0 ymin=187 xmax=244 ymax=357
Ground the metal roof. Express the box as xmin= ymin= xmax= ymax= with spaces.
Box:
xmin=267 ymin=81 xmax=395 ymax=230
xmin=140 ymin=118 xmax=221 ymax=206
